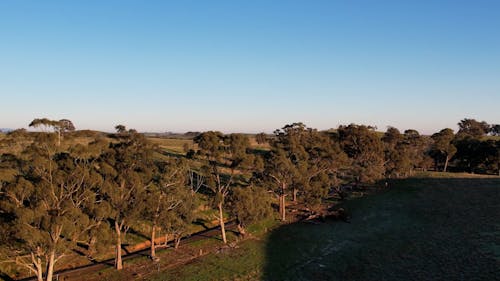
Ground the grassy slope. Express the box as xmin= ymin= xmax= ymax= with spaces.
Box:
xmin=147 ymin=173 xmax=500 ymax=281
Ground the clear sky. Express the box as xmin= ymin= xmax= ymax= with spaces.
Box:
xmin=1 ymin=0 xmax=499 ymax=134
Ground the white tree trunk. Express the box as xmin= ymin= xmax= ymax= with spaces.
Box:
xmin=150 ymin=225 xmax=156 ymax=258
xmin=46 ymin=250 xmax=56 ymax=281
xmin=218 ymin=203 xmax=227 ymax=244
xmin=114 ymin=221 xmax=123 ymax=270
xmin=444 ymin=155 xmax=450 ymax=172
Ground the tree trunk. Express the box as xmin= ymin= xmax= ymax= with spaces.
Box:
xmin=57 ymin=130 xmax=61 ymax=147
xmin=278 ymin=196 xmax=283 ymax=219
xmin=237 ymin=223 xmax=246 ymax=237
xmin=218 ymin=202 xmax=227 ymax=244
xmin=150 ymin=225 xmax=156 ymax=258
xmin=46 ymin=250 xmax=56 ymax=281
xmin=292 ymin=188 xmax=298 ymax=202
xmin=33 ymin=256 xmax=43 ymax=281
xmin=114 ymin=221 xmax=123 ymax=270
xmin=174 ymin=235 xmax=181 ymax=249
xmin=280 ymin=182 xmax=287 ymax=221
xmin=279 ymin=194 xmax=286 ymax=221
xmin=164 ymin=233 xmax=169 ymax=247
xmin=443 ymin=155 xmax=450 ymax=172
xmin=88 ymin=235 xmax=97 ymax=258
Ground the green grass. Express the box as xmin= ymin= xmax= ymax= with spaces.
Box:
xmin=147 ymin=175 xmax=500 ymax=281
xmin=147 ymin=137 xmax=193 ymax=154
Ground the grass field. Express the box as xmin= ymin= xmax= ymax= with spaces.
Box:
xmin=147 ymin=173 xmax=500 ymax=281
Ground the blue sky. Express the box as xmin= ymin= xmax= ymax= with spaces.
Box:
xmin=1 ymin=0 xmax=499 ymax=134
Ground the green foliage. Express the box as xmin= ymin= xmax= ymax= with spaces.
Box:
xmin=337 ymin=124 xmax=385 ymax=183
xmin=1 ymin=117 xmax=498 ymax=280
xmin=457 ymin=118 xmax=490 ymax=138
xmin=430 ymin=128 xmax=457 ymax=172
xmin=97 ymin=129 xmax=154 ymax=268
xmin=194 ymin=132 xmax=253 ymax=242
xmin=454 ymin=137 xmax=499 ymax=175
xmin=0 ymin=132 xmax=103 ymax=280
xmin=228 ymin=186 xmax=273 ymax=229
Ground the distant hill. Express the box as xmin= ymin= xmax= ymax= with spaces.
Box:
xmin=0 ymin=128 xmax=13 ymax=133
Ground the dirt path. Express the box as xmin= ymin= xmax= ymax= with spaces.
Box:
xmin=18 ymin=222 xmax=236 ymax=281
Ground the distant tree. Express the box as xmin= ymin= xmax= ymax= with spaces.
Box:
xmin=255 ymin=133 xmax=268 ymax=145
xmin=430 ymin=128 xmax=457 ymax=172
xmin=58 ymin=119 xmax=75 ymax=132
xmin=453 ymin=137 xmax=500 ymax=175
xmin=490 ymin=124 xmax=500 ymax=136
xmin=182 ymin=142 xmax=190 ymax=154
xmin=114 ymin=124 xmax=127 ymax=134
xmin=382 ymin=127 xmax=412 ymax=178
xmin=337 ymin=124 xmax=385 ymax=183
xmin=29 ymin=118 xmax=75 ymax=146
xmin=403 ymin=129 xmax=432 ymax=172
xmin=457 ymin=118 xmax=490 ymax=139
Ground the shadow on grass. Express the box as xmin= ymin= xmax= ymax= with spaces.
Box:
xmin=263 ymin=177 xmax=500 ymax=281
xmin=0 ymin=272 xmax=15 ymax=281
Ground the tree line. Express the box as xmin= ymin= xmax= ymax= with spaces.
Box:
xmin=0 ymin=117 xmax=498 ymax=281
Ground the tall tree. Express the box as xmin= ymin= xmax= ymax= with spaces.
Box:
xmin=194 ymin=132 xmax=251 ymax=243
xmin=272 ymin=123 xmax=308 ymax=203
xmin=382 ymin=127 xmax=412 ymax=178
xmin=227 ymin=185 xmax=273 ymax=236
xmin=0 ymin=133 xmax=101 ymax=281
xmin=28 ymin=118 xmax=75 ymax=146
xmin=457 ymin=118 xmax=490 ymax=139
xmin=299 ymin=129 xmax=348 ymax=208
xmin=98 ymin=128 xmax=152 ymax=270
xmin=337 ymin=124 xmax=385 ymax=183
xmin=142 ymin=158 xmax=191 ymax=258
xmin=403 ymin=129 xmax=433 ymax=173
xmin=430 ymin=128 xmax=457 ymax=172
xmin=263 ymin=147 xmax=297 ymax=221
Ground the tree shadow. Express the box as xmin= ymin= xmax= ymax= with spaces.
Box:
xmin=262 ymin=177 xmax=500 ymax=281
xmin=193 ymin=218 xmax=210 ymax=230
xmin=0 ymin=272 xmax=15 ymax=281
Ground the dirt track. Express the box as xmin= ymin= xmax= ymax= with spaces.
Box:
xmin=18 ymin=222 xmax=236 ymax=281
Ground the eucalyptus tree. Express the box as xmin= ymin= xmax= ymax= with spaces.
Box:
xmin=194 ymin=132 xmax=251 ymax=244
xmin=142 ymin=157 xmax=192 ymax=258
xmin=457 ymin=118 xmax=490 ymax=138
xmin=272 ymin=123 xmax=308 ymax=202
xmin=382 ymin=127 xmax=412 ymax=178
xmin=114 ymin=124 xmax=127 ymax=134
xmin=0 ymin=133 xmax=102 ymax=281
xmin=337 ymin=124 xmax=385 ymax=183
xmin=403 ymin=129 xmax=432 ymax=172
xmin=430 ymin=128 xmax=456 ymax=172
xmin=299 ymin=130 xmax=349 ymax=208
xmin=262 ymin=147 xmax=298 ymax=221
xmin=28 ymin=118 xmax=75 ymax=146
xmin=263 ymin=123 xmax=346 ymax=219
xmin=227 ymin=185 xmax=273 ymax=236
xmin=98 ymin=127 xmax=154 ymax=270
